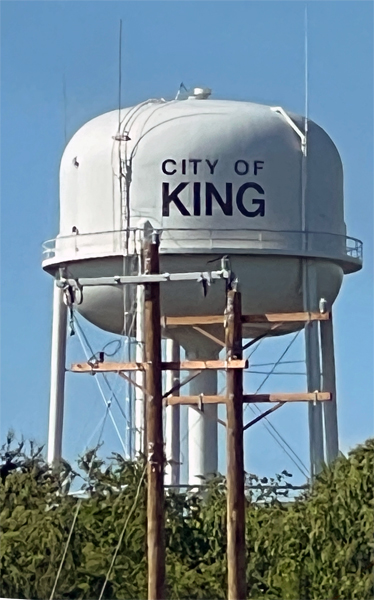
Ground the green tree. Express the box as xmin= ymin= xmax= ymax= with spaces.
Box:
xmin=1 ymin=435 xmax=373 ymax=599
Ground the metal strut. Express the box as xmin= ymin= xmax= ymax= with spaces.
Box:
xmin=56 ymin=269 xmax=231 ymax=289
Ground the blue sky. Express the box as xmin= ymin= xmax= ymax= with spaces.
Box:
xmin=1 ymin=1 xmax=373 ymax=484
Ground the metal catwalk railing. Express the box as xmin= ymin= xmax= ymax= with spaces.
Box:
xmin=42 ymin=227 xmax=363 ymax=263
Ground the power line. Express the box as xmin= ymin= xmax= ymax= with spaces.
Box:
xmin=98 ymin=464 xmax=147 ymax=600
xmin=244 ymin=332 xmax=310 ymax=477
xmin=248 ymin=332 xmax=302 ymax=398
xmin=250 ymin=360 xmax=304 ymax=367
xmin=74 ymin=317 xmax=129 ymax=425
xmin=247 ymin=336 xmax=265 ymax=359
xmin=50 ymin=404 xmax=111 ymax=600
xmin=194 ymin=332 xmax=309 ymax=479
xmin=74 ymin=318 xmax=128 ymax=455
xmin=246 ymin=371 xmax=306 ymax=376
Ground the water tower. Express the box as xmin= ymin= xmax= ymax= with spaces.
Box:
xmin=42 ymin=89 xmax=362 ymax=482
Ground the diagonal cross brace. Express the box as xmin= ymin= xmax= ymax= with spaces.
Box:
xmin=243 ymin=402 xmax=285 ymax=431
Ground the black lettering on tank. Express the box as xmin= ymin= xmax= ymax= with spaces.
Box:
xmin=193 ymin=182 xmax=201 ymax=216
xmin=162 ymin=182 xmax=190 ymax=216
xmin=234 ymin=160 xmax=249 ymax=175
xmin=254 ymin=160 xmax=264 ymax=176
xmin=206 ymin=159 xmax=219 ymax=174
xmin=206 ymin=183 xmax=233 ymax=216
xmin=236 ymin=182 xmax=265 ymax=217
xmin=161 ymin=159 xmax=177 ymax=175
xmin=189 ymin=159 xmax=202 ymax=175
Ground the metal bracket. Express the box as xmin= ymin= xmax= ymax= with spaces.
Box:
xmin=56 ymin=269 xmax=230 ymax=290
xmin=270 ymin=106 xmax=306 ymax=154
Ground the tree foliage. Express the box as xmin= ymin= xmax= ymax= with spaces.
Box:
xmin=1 ymin=434 xmax=373 ymax=599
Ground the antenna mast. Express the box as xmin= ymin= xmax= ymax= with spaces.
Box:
xmin=118 ymin=19 xmax=122 ymax=135
xmin=63 ymin=74 xmax=67 ymax=145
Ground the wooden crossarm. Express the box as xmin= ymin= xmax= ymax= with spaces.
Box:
xmin=241 ymin=312 xmax=331 ymax=323
xmin=162 ymin=312 xmax=330 ymax=326
xmin=70 ymin=359 xmax=248 ymax=373
xmin=164 ymin=392 xmax=331 ymax=405
xmin=244 ymin=392 xmax=331 ymax=402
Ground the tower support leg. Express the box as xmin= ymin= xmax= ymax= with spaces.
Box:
xmin=187 ymin=347 xmax=219 ymax=486
xmin=303 ymin=260 xmax=324 ymax=478
xmin=320 ymin=313 xmax=339 ymax=463
xmin=164 ymin=339 xmax=180 ymax=487
xmin=47 ymin=282 xmax=68 ymax=465
xmin=135 ymin=282 xmax=145 ymax=456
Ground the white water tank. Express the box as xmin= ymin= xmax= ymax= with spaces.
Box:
xmin=42 ymin=95 xmax=362 ymax=339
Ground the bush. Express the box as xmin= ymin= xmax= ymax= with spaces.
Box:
xmin=1 ymin=435 xmax=373 ymax=599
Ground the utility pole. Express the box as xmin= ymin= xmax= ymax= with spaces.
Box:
xmin=144 ymin=233 xmax=165 ymax=600
xmin=225 ymin=288 xmax=247 ymax=600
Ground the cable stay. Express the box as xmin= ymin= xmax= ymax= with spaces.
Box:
xmin=73 ymin=316 xmax=128 ymax=455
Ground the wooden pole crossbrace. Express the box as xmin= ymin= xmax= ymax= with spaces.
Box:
xmin=162 ymin=311 xmax=330 ymax=327
xmin=243 ymin=402 xmax=285 ymax=431
xmin=70 ymin=359 xmax=247 ymax=373
xmin=164 ymin=392 xmax=331 ymax=406
xmin=225 ymin=289 xmax=247 ymax=600
xmin=162 ymin=370 xmax=202 ymax=400
xmin=242 ymin=323 xmax=283 ymax=351
xmin=118 ymin=371 xmax=151 ymax=398
xmin=192 ymin=325 xmax=226 ymax=348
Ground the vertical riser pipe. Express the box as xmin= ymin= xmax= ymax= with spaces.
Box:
xmin=165 ymin=339 xmax=180 ymax=487
xmin=47 ymin=283 xmax=68 ymax=465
